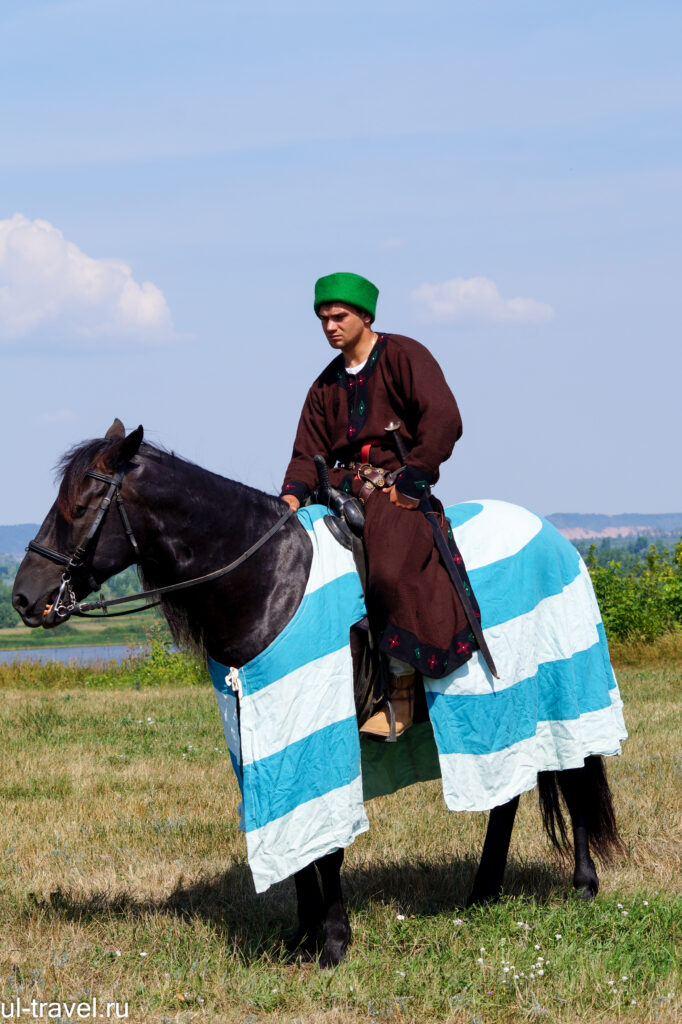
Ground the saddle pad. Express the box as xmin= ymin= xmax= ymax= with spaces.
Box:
xmin=210 ymin=500 xmax=626 ymax=892
xmin=423 ymin=500 xmax=626 ymax=812
xmin=209 ymin=505 xmax=369 ymax=893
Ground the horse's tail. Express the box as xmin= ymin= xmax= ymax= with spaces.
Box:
xmin=537 ymin=755 xmax=625 ymax=862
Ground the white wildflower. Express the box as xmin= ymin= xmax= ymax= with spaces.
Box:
xmin=537 ymin=969 xmax=544 ymax=976
xmin=396 ymin=914 xmax=406 ymax=920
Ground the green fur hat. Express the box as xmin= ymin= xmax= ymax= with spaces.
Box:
xmin=314 ymin=272 xmax=379 ymax=321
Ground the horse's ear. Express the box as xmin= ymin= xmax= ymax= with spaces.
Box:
xmin=97 ymin=424 xmax=144 ymax=472
xmin=105 ymin=418 xmax=126 ymax=440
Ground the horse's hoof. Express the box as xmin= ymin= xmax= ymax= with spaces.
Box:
xmin=318 ymin=920 xmax=351 ymax=969
xmin=574 ymin=878 xmax=598 ymax=901
xmin=319 ymin=941 xmax=347 ymax=969
xmin=285 ymin=925 xmax=319 ymax=960
xmin=573 ymin=868 xmax=599 ymax=901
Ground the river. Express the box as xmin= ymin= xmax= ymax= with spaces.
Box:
xmin=0 ymin=643 xmax=147 ymax=665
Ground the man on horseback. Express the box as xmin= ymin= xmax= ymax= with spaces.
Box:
xmin=280 ymin=272 xmax=480 ymax=739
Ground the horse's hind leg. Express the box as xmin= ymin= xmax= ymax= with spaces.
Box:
xmin=315 ymin=848 xmax=351 ymax=968
xmin=288 ymin=863 xmax=324 ymax=958
xmin=467 ymin=796 xmax=520 ymax=906
xmin=557 ymin=767 xmax=599 ymax=899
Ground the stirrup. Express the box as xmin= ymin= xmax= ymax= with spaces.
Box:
xmin=359 ymin=674 xmax=414 ymax=743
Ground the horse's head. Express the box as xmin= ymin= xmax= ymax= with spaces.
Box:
xmin=12 ymin=419 xmax=144 ymax=628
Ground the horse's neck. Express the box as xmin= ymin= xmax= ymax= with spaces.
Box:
xmin=133 ymin=455 xmax=311 ymax=667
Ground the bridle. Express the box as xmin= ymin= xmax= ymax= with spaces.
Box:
xmin=27 ymin=466 xmax=295 ymax=621
xmin=28 ymin=468 xmax=140 ymax=620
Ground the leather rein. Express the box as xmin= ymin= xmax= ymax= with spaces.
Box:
xmin=27 ymin=468 xmax=295 ymax=621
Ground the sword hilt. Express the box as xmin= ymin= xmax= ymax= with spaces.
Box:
xmin=384 ymin=420 xmax=410 ymax=465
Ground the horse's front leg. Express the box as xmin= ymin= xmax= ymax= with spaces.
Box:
xmin=315 ymin=848 xmax=350 ymax=968
xmin=288 ymin=863 xmax=324 ymax=958
xmin=467 ymin=796 xmax=520 ymax=906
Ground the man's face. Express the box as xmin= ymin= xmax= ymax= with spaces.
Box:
xmin=317 ymin=302 xmax=371 ymax=352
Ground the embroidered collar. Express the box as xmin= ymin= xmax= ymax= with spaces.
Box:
xmin=333 ymin=334 xmax=389 ymax=441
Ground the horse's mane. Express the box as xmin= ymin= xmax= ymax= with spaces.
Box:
xmin=56 ymin=437 xmax=117 ymax=519
xmin=56 ymin=436 xmax=283 ymax=515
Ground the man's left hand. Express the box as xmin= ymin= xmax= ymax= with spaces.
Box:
xmin=387 ymin=485 xmax=420 ymax=510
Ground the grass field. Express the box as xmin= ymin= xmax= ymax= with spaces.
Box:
xmin=0 ymin=643 xmax=679 ymax=1023
xmin=0 ymin=609 xmax=166 ymax=651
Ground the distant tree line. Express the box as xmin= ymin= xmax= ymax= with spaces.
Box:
xmin=2 ymin=537 xmax=681 ymax=644
xmin=0 ymin=564 xmax=141 ymax=629
xmin=574 ymin=533 xmax=679 ymax=572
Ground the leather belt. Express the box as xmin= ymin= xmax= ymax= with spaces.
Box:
xmin=340 ymin=461 xmax=401 ymax=503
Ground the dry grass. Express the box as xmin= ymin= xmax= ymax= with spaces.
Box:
xmin=610 ymin=627 xmax=682 ymax=668
xmin=0 ymin=657 xmax=679 ymax=1023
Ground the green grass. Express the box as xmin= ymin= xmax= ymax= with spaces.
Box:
xmin=0 ymin=645 xmax=679 ymax=1023
xmin=0 ymin=608 xmax=168 ymax=650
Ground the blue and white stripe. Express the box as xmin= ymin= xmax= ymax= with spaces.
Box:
xmin=424 ymin=500 xmax=625 ymax=812
xmin=210 ymin=499 xmax=626 ymax=892
xmin=209 ymin=505 xmax=368 ymax=893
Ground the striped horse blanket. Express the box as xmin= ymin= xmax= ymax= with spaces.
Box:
xmin=209 ymin=500 xmax=626 ymax=893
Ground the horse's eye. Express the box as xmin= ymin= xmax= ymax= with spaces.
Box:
xmin=72 ymin=504 xmax=88 ymax=519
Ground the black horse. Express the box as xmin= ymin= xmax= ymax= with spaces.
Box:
xmin=13 ymin=420 xmax=624 ymax=968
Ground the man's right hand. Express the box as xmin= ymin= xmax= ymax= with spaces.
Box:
xmin=281 ymin=494 xmax=301 ymax=512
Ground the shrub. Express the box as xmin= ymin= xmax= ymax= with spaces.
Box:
xmin=587 ymin=540 xmax=682 ymax=641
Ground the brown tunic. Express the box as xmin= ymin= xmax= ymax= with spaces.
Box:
xmin=281 ymin=333 xmax=480 ymax=678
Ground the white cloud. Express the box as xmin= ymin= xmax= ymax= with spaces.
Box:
xmin=411 ymin=276 xmax=554 ymax=325
xmin=0 ymin=213 xmax=173 ymax=344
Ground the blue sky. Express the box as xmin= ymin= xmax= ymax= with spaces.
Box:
xmin=1 ymin=0 xmax=680 ymax=522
